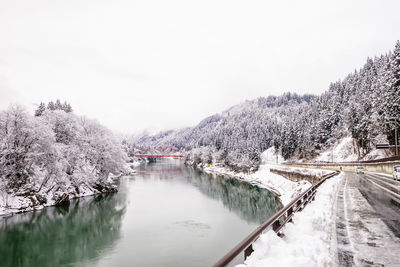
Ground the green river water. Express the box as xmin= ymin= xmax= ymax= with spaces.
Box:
xmin=0 ymin=160 xmax=282 ymax=267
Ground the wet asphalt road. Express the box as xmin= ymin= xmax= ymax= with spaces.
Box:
xmin=358 ymin=172 xmax=400 ymax=237
xmin=335 ymin=171 xmax=400 ymax=266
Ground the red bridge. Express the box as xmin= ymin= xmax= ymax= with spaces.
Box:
xmin=134 ymin=154 xmax=184 ymax=158
xmin=133 ymin=146 xmax=184 ymax=158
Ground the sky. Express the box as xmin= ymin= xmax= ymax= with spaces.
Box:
xmin=0 ymin=0 xmax=399 ymax=133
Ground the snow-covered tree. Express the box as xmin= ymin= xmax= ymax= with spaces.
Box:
xmin=34 ymin=102 xmax=46 ymax=117
xmin=47 ymin=101 xmax=56 ymax=111
xmin=62 ymin=101 xmax=73 ymax=113
xmin=54 ymin=99 xmax=63 ymax=110
xmin=0 ymin=106 xmax=55 ymax=190
xmin=0 ymin=103 xmax=127 ymax=206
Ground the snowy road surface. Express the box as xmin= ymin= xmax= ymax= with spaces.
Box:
xmin=336 ymin=171 xmax=400 ymax=266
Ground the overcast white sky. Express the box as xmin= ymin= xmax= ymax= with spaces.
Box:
xmin=0 ymin=0 xmax=399 ymax=133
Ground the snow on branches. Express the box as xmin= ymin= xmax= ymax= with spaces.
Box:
xmin=0 ymin=105 xmax=127 ymax=212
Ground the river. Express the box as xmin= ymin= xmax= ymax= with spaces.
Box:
xmin=0 ymin=160 xmax=282 ymax=267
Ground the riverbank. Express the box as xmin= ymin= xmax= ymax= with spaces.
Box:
xmin=0 ymin=177 xmax=119 ymax=218
xmin=0 ymin=154 xmax=140 ymax=218
xmin=189 ymin=151 xmax=336 ymax=206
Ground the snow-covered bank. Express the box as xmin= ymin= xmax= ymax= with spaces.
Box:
xmin=0 ymin=105 xmax=130 ymax=219
xmin=0 ymin=175 xmax=120 ymax=218
xmin=0 ymin=161 xmax=137 ymax=218
xmin=200 ymin=162 xmax=310 ymax=206
xmin=194 ymin=149 xmax=336 ymax=206
xmin=238 ymin=172 xmax=343 ymax=267
xmin=270 ymin=165 xmax=333 ymax=178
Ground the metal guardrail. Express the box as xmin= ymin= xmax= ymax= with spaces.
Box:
xmin=288 ymin=156 xmax=400 ymax=165
xmin=213 ymin=171 xmax=340 ymax=267
xmin=345 ymin=155 xmax=400 ymax=164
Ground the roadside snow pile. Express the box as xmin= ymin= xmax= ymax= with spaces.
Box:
xmin=260 ymin=146 xmax=285 ymax=164
xmin=362 ymin=148 xmax=390 ymax=160
xmin=237 ymin=172 xmax=343 ymax=267
xmin=315 ymin=135 xmax=391 ymax=162
xmin=249 ymin=163 xmax=312 ymax=206
xmin=202 ymin=149 xmax=315 ymax=206
xmin=271 ymin=165 xmax=334 ymax=178
xmin=315 ymin=136 xmax=358 ymax=162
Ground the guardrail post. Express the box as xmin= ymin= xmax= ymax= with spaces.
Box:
xmin=272 ymin=219 xmax=281 ymax=232
xmin=297 ymin=198 xmax=304 ymax=211
xmin=287 ymin=207 xmax=293 ymax=222
xmin=244 ymin=244 xmax=253 ymax=260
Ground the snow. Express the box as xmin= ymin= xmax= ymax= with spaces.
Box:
xmin=314 ymin=135 xmax=392 ymax=163
xmin=236 ymin=172 xmax=343 ymax=267
xmin=315 ymin=136 xmax=358 ymax=162
xmin=0 ymin=106 xmax=128 ymax=218
xmin=271 ymin=165 xmax=333 ymax=178
xmin=362 ymin=148 xmax=390 ymax=160
xmin=366 ymin=171 xmax=394 ymax=178
xmin=130 ymin=161 xmax=141 ymax=167
xmin=0 ymin=176 xmax=116 ymax=217
xmin=261 ymin=146 xmax=285 ymax=164
xmin=201 ymin=148 xmax=336 ymax=206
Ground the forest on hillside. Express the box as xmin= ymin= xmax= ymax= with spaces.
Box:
xmin=133 ymin=41 xmax=400 ymax=171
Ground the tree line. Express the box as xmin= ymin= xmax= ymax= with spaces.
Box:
xmin=34 ymin=99 xmax=73 ymax=116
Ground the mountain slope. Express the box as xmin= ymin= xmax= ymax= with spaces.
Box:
xmin=133 ymin=41 xmax=400 ymax=171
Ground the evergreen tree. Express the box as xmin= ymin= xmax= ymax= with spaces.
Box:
xmin=47 ymin=101 xmax=55 ymax=111
xmin=34 ymin=102 xmax=46 ymax=117
xmin=55 ymin=99 xmax=63 ymax=110
xmin=62 ymin=101 xmax=73 ymax=113
xmin=380 ymin=42 xmax=400 ymax=146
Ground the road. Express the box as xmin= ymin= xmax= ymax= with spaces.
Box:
xmin=335 ymin=171 xmax=400 ymax=266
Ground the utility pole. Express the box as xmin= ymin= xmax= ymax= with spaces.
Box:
xmin=395 ymin=126 xmax=398 ymax=156
xmin=362 ymin=137 xmax=364 ymax=156
xmin=361 ymin=132 xmax=364 ymax=157
xmin=393 ymin=106 xmax=399 ymax=156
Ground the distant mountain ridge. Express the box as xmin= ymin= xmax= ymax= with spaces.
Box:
xmin=133 ymin=41 xmax=400 ymax=171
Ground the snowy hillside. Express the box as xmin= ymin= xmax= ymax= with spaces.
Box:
xmin=314 ymin=136 xmax=391 ymax=162
xmin=132 ymin=41 xmax=400 ymax=171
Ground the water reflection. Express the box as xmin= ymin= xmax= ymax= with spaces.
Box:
xmin=185 ymin=167 xmax=283 ymax=224
xmin=0 ymin=161 xmax=283 ymax=267
xmin=0 ymin=187 xmax=128 ymax=267
xmin=135 ymin=160 xmax=184 ymax=180
xmin=136 ymin=161 xmax=282 ymax=224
